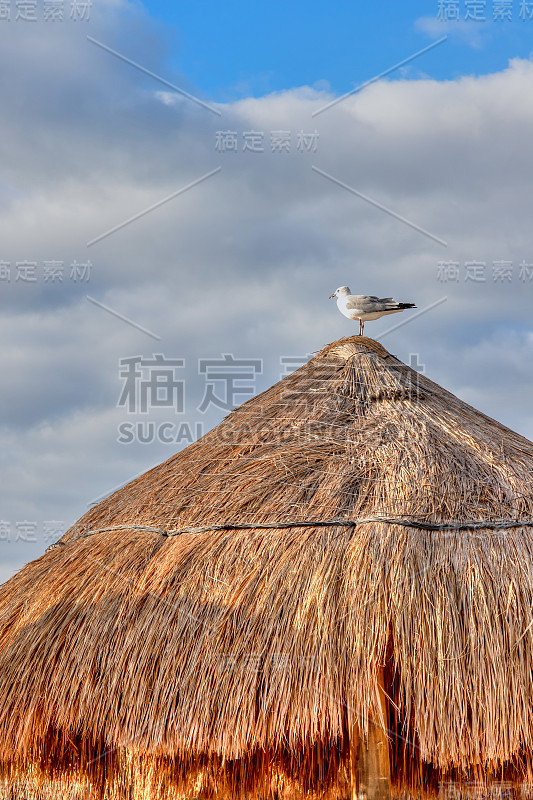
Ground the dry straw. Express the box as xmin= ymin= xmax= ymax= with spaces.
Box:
xmin=0 ymin=336 xmax=532 ymax=800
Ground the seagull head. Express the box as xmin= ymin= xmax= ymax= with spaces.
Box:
xmin=328 ymin=286 xmax=350 ymax=299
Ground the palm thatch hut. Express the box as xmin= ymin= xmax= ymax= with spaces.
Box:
xmin=1 ymin=336 xmax=533 ymax=800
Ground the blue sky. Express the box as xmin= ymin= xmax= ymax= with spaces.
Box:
xmin=140 ymin=0 xmax=533 ymax=98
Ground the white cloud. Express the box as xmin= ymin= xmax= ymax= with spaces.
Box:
xmin=415 ymin=16 xmax=494 ymax=49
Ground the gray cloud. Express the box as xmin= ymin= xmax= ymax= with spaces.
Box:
xmin=1 ymin=2 xmax=532 ymax=581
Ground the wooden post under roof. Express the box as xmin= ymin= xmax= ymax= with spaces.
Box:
xmin=350 ymin=666 xmax=391 ymax=800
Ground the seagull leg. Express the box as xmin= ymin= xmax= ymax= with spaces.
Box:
xmin=359 ymin=320 xmax=364 ymax=336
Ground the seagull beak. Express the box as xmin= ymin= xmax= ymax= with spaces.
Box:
xmin=328 ymin=293 xmax=336 ymax=299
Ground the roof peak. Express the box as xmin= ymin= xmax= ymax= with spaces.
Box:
xmin=316 ymin=335 xmax=392 ymax=362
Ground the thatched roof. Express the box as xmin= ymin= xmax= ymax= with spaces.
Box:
xmin=1 ymin=336 xmax=533 ymax=800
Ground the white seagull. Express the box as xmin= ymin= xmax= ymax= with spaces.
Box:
xmin=329 ymin=286 xmax=416 ymax=336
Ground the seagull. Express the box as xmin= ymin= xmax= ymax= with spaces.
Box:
xmin=329 ymin=286 xmax=416 ymax=335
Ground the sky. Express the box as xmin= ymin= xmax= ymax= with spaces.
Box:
xmin=147 ymin=0 xmax=533 ymax=97
xmin=0 ymin=0 xmax=533 ymax=582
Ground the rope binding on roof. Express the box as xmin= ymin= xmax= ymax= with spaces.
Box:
xmin=45 ymin=516 xmax=533 ymax=551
